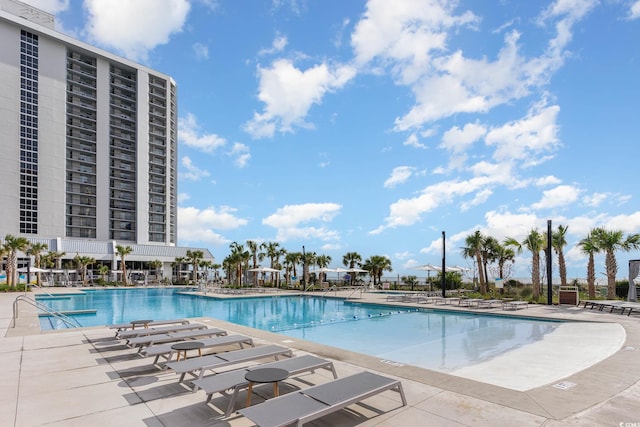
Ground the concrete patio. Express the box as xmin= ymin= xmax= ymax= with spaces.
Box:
xmin=2 ymin=288 xmax=639 ymax=426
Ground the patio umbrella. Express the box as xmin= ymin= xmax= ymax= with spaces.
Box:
xmin=247 ymin=266 xmax=282 ymax=273
xmin=17 ymin=267 xmax=49 ymax=273
xmin=309 ymin=267 xmax=337 ymax=284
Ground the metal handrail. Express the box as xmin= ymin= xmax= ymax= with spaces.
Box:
xmin=12 ymin=295 xmax=82 ymax=328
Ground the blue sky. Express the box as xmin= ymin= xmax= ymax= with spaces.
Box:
xmin=26 ymin=0 xmax=640 ymax=281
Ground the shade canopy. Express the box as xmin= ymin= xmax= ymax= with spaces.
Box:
xmin=17 ymin=267 xmax=48 ymax=273
xmin=336 ymin=267 xmax=368 ymax=273
xmin=247 ymin=266 xmax=282 ymax=273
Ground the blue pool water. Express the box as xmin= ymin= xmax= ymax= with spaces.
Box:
xmin=37 ymin=288 xmax=561 ymax=372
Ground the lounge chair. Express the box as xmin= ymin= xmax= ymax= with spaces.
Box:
xmin=192 ymin=355 xmax=338 ymax=416
xmin=457 ymin=298 xmax=482 ymax=307
xmin=237 ymin=371 xmax=407 ymax=427
xmin=166 ymin=344 xmax=293 ymax=385
xmin=434 ymin=297 xmax=460 ymax=305
xmin=142 ymin=334 xmax=254 ymax=366
xmin=108 ymin=318 xmax=190 ymax=333
xmin=117 ymin=323 xmax=206 ymax=340
xmin=126 ymin=327 xmax=227 ymax=350
xmin=502 ymin=301 xmax=529 ymax=310
xmin=476 ymin=299 xmax=502 ymax=309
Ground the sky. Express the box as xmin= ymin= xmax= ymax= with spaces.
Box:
xmin=23 ymin=0 xmax=640 ymax=281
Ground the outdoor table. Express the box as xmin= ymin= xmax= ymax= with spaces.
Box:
xmin=244 ymin=367 xmax=290 ymax=406
xmin=171 ymin=341 xmax=205 ymax=361
xmin=130 ymin=319 xmax=153 ymax=330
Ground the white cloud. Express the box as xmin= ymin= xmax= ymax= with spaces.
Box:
xmin=244 ymin=59 xmax=356 ymax=138
xmin=178 ymin=193 xmax=190 ymax=203
xmin=582 ymin=192 xmax=608 ymax=207
xmin=259 ymin=35 xmax=288 ymax=55
xmin=179 ymin=156 xmax=210 ymax=181
xmin=351 ymin=0 xmax=479 ymax=85
xmin=535 ymin=175 xmax=562 ymax=186
xmin=485 ymin=101 xmax=561 ymax=165
xmin=229 ymin=142 xmax=251 ymax=168
xmin=384 ymin=166 xmax=414 ymax=188
xmin=531 ymin=184 xmax=580 ymax=210
xmin=630 ymin=1 xmax=640 ymax=19
xmin=193 ymin=42 xmax=209 ymax=60
xmin=402 ymin=132 xmax=426 ymax=149
xmin=83 ymin=0 xmax=190 ymax=62
xmin=441 ymin=122 xmax=487 ymax=153
xmin=179 ymin=113 xmax=227 ymax=152
xmin=178 ymin=205 xmax=248 ymax=246
xmin=262 ymin=203 xmax=342 ymax=241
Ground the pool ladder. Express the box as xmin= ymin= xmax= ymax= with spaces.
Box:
xmin=12 ymin=295 xmax=82 ymax=329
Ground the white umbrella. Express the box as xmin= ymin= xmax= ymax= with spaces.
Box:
xmin=415 ymin=264 xmax=441 ymax=272
xmin=247 ymin=266 xmax=282 ymax=273
xmin=308 ymin=267 xmax=337 ymax=274
xmin=336 ymin=267 xmax=368 ymax=273
xmin=17 ymin=266 xmax=48 ymax=273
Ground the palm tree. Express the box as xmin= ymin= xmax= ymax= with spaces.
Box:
xmin=486 ymin=242 xmax=515 ymax=292
xmin=148 ymin=259 xmax=163 ymax=283
xmin=48 ymin=250 xmax=66 ymax=269
xmin=578 ymin=231 xmax=600 ymax=299
xmin=264 ymin=242 xmax=284 ymax=285
xmin=116 ymin=244 xmax=133 ymax=285
xmin=199 ymin=259 xmax=214 ymax=286
xmin=362 ymin=255 xmax=392 ymax=287
xmin=552 ymin=225 xmax=569 ymax=287
xmin=283 ymin=251 xmax=301 ymax=287
xmin=315 ymin=254 xmax=332 ymax=283
xmin=342 ymin=251 xmax=363 ymax=286
xmin=402 ymin=275 xmax=418 ymax=291
xmin=73 ymin=254 xmax=95 ymax=284
xmin=3 ymin=234 xmax=30 ymax=288
xmin=185 ymin=250 xmax=204 ymax=286
xmin=98 ymin=265 xmax=110 ymax=283
xmin=462 ymin=231 xmax=488 ymax=294
xmin=26 ymin=242 xmax=48 ymax=286
xmin=246 ymin=240 xmax=261 ymax=286
xmin=229 ymin=242 xmax=250 ymax=286
xmin=301 ymin=251 xmax=316 ymax=289
xmin=592 ymin=227 xmax=640 ymax=299
xmin=505 ymin=228 xmax=546 ymax=300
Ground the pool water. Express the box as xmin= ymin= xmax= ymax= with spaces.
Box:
xmin=37 ymin=288 xmax=560 ymax=372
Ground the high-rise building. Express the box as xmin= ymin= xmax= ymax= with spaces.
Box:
xmin=0 ymin=0 xmax=213 ymax=281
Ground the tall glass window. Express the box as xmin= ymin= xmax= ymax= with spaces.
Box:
xmin=19 ymin=30 xmax=39 ymax=234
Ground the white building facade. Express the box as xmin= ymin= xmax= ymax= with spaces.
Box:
xmin=0 ymin=1 xmax=213 ymax=278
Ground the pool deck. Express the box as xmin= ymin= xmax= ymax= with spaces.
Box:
xmin=2 ymin=288 xmax=639 ymax=426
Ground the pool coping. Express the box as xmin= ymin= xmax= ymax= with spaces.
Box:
xmin=4 ymin=287 xmax=640 ymax=423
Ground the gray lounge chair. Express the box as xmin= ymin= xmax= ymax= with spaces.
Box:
xmin=238 ymin=371 xmax=407 ymax=427
xmin=142 ymin=334 xmax=254 ymax=366
xmin=166 ymin=344 xmax=293 ymax=385
xmin=108 ymin=318 xmax=190 ymax=333
xmin=126 ymin=327 xmax=227 ymax=350
xmin=502 ymin=300 xmax=529 ymax=310
xmin=117 ymin=323 xmax=206 ymax=340
xmin=192 ymin=355 xmax=338 ymax=416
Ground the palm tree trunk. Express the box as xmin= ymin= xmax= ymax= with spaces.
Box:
xmin=532 ymin=253 xmax=540 ymax=299
xmin=605 ymin=250 xmax=617 ymax=299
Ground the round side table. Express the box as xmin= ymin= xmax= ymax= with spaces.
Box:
xmin=130 ymin=319 xmax=153 ymax=330
xmin=244 ymin=367 xmax=290 ymax=407
xmin=171 ymin=341 xmax=205 ymax=361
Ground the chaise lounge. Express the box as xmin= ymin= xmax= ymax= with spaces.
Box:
xmin=108 ymin=318 xmax=191 ymax=333
xmin=238 ymin=371 xmax=407 ymax=427
xmin=191 ymin=354 xmax=338 ymax=416
xmin=142 ymin=334 xmax=255 ymax=366
xmin=126 ymin=327 xmax=227 ymax=350
xmin=166 ymin=344 xmax=293 ymax=385
xmin=117 ymin=323 xmax=207 ymax=340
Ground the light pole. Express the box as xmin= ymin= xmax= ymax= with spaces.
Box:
xmin=441 ymin=231 xmax=446 ymax=298
xmin=302 ymin=245 xmax=306 ymax=292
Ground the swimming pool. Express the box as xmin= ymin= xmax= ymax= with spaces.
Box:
xmin=37 ymin=288 xmax=561 ymax=372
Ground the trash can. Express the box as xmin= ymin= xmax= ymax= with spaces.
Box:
xmin=559 ymin=286 xmax=579 ymax=305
